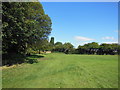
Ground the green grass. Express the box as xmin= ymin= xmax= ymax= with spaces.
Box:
xmin=2 ymin=53 xmax=118 ymax=88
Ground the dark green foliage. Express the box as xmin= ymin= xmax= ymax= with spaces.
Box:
xmin=50 ymin=37 xmax=54 ymax=45
xmin=77 ymin=42 xmax=119 ymax=55
xmin=53 ymin=42 xmax=64 ymax=52
xmin=2 ymin=2 xmax=52 ymax=65
xmin=2 ymin=53 xmax=25 ymax=66
xmin=25 ymin=59 xmax=38 ymax=64
xmin=31 ymin=39 xmax=50 ymax=54
xmin=98 ymin=43 xmax=118 ymax=55
xmin=63 ymin=42 xmax=74 ymax=54
xmin=2 ymin=53 xmax=44 ymax=66
xmin=2 ymin=2 xmax=52 ymax=54
xmin=52 ymin=42 xmax=74 ymax=54
xmin=55 ymin=42 xmax=62 ymax=46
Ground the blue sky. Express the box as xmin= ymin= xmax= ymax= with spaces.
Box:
xmin=41 ymin=2 xmax=118 ymax=48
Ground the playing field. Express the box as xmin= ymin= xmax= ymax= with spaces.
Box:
xmin=2 ymin=53 xmax=118 ymax=88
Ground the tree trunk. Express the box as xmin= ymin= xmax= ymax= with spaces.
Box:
xmin=39 ymin=50 xmax=40 ymax=54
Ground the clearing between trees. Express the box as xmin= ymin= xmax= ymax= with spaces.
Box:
xmin=2 ymin=53 xmax=118 ymax=88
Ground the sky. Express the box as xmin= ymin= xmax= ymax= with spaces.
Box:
xmin=41 ymin=2 xmax=118 ymax=48
xmin=40 ymin=0 xmax=119 ymax=2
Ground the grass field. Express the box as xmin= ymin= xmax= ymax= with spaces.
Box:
xmin=2 ymin=53 xmax=118 ymax=88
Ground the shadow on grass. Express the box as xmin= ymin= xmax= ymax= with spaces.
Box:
xmin=2 ymin=54 xmax=44 ymax=66
xmin=27 ymin=54 xmax=44 ymax=58
xmin=25 ymin=54 xmax=44 ymax=64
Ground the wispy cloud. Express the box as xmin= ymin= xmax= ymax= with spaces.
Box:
xmin=114 ymin=30 xmax=118 ymax=33
xmin=100 ymin=41 xmax=118 ymax=44
xmin=74 ymin=36 xmax=94 ymax=41
xmin=102 ymin=36 xmax=115 ymax=40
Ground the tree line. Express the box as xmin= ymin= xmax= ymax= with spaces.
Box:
xmin=76 ymin=42 xmax=119 ymax=55
xmin=49 ymin=37 xmax=119 ymax=55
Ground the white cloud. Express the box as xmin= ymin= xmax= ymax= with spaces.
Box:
xmin=99 ymin=41 xmax=118 ymax=44
xmin=74 ymin=36 xmax=94 ymax=41
xmin=114 ymin=30 xmax=118 ymax=33
xmin=102 ymin=36 xmax=115 ymax=40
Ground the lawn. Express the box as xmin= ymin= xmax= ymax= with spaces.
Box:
xmin=2 ymin=53 xmax=118 ymax=88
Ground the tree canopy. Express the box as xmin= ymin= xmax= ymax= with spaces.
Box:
xmin=2 ymin=2 xmax=52 ymax=55
xmin=77 ymin=42 xmax=119 ymax=55
xmin=2 ymin=2 xmax=52 ymax=65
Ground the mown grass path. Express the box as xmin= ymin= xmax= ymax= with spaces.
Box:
xmin=2 ymin=53 xmax=118 ymax=88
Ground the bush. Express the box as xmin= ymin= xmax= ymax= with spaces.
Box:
xmin=25 ymin=58 xmax=38 ymax=64
xmin=2 ymin=53 xmax=25 ymax=66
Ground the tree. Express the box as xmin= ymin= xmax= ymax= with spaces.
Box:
xmin=84 ymin=42 xmax=99 ymax=49
xmin=63 ymin=42 xmax=74 ymax=54
xmin=55 ymin=42 xmax=62 ymax=46
xmin=2 ymin=2 xmax=52 ymax=54
xmin=77 ymin=42 xmax=99 ymax=54
xmin=2 ymin=2 xmax=52 ymax=65
xmin=86 ymin=42 xmax=99 ymax=54
xmin=53 ymin=42 xmax=64 ymax=52
xmin=31 ymin=39 xmax=49 ymax=54
xmin=50 ymin=37 xmax=54 ymax=45
xmin=77 ymin=45 xmax=86 ymax=54
xmin=99 ymin=43 xmax=118 ymax=55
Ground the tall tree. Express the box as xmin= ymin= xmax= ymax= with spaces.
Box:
xmin=2 ymin=2 xmax=52 ymax=65
xmin=50 ymin=37 xmax=54 ymax=45
xmin=2 ymin=2 xmax=52 ymax=54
